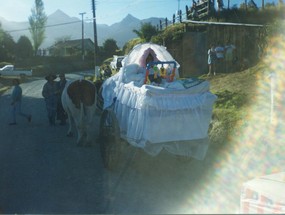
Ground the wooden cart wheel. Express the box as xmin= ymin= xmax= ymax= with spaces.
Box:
xmin=94 ymin=81 xmax=104 ymax=112
xmin=99 ymin=108 xmax=121 ymax=170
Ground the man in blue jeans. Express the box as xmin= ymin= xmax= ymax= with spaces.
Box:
xmin=9 ymin=78 xmax=32 ymax=125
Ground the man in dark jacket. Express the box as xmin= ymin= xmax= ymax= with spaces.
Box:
xmin=56 ymin=73 xmax=67 ymax=125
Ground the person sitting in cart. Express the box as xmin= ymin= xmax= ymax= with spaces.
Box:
xmin=145 ymin=54 xmax=162 ymax=84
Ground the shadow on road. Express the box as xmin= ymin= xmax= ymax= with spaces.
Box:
xmin=0 ymin=85 xmax=107 ymax=213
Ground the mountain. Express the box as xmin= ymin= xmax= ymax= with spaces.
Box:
xmin=0 ymin=10 xmax=162 ymax=49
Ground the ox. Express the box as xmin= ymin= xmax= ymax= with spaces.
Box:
xmin=61 ymin=79 xmax=97 ymax=146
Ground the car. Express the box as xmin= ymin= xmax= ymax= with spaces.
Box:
xmin=110 ymin=55 xmax=125 ymax=71
xmin=0 ymin=65 xmax=14 ymax=71
xmin=0 ymin=64 xmax=32 ymax=77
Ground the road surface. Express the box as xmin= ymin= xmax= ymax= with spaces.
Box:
xmin=0 ymin=74 xmax=244 ymax=213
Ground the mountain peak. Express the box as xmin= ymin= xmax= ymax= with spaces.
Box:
xmin=50 ymin=9 xmax=66 ymax=15
xmin=119 ymin=14 xmax=140 ymax=26
xmin=48 ymin=9 xmax=72 ymax=20
xmin=3 ymin=12 xmax=162 ymax=48
xmin=123 ymin=14 xmax=139 ymax=21
xmin=125 ymin=14 xmax=136 ymax=19
xmin=47 ymin=9 xmax=79 ymax=24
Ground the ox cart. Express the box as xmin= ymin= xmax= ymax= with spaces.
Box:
xmin=98 ymin=43 xmax=217 ymax=170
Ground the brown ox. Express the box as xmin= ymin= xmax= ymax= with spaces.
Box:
xmin=61 ymin=79 xmax=97 ymax=146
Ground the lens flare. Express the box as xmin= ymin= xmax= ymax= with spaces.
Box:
xmin=177 ymin=34 xmax=285 ymax=213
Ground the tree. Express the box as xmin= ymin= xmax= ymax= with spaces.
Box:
xmin=103 ymin=39 xmax=118 ymax=55
xmin=16 ymin=36 xmax=33 ymax=59
xmin=0 ymin=24 xmax=16 ymax=62
xmin=29 ymin=0 xmax=47 ymax=56
xmin=133 ymin=22 xmax=158 ymax=42
xmin=99 ymin=38 xmax=119 ymax=60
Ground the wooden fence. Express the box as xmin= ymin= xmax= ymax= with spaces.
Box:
xmin=156 ymin=0 xmax=214 ymax=31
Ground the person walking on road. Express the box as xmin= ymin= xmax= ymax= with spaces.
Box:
xmin=56 ymin=73 xmax=67 ymax=125
xmin=42 ymin=73 xmax=58 ymax=126
xmin=9 ymin=78 xmax=32 ymax=125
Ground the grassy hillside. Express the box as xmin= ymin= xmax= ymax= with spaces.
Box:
xmin=203 ymin=62 xmax=271 ymax=148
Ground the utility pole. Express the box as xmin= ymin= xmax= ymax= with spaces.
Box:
xmin=92 ymin=0 xmax=98 ymax=68
xmin=79 ymin=12 xmax=86 ymax=61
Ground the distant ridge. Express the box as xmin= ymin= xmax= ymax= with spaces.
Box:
xmin=0 ymin=10 xmax=162 ymax=48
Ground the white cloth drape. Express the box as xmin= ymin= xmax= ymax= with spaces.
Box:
xmin=101 ymin=43 xmax=217 ymax=159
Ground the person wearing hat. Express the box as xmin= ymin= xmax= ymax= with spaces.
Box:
xmin=56 ymin=72 xmax=67 ymax=125
xmin=9 ymin=78 xmax=32 ymax=125
xmin=42 ymin=73 xmax=58 ymax=126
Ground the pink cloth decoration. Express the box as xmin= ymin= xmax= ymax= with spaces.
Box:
xmin=138 ymin=48 xmax=159 ymax=68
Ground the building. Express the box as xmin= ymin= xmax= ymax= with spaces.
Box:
xmin=49 ymin=38 xmax=95 ymax=57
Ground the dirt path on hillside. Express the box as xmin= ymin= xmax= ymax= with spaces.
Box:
xmin=0 ymin=74 xmax=246 ymax=213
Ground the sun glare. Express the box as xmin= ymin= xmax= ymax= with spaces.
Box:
xmin=177 ymin=34 xmax=285 ymax=213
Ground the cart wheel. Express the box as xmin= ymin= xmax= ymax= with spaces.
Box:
xmin=94 ymin=80 xmax=104 ymax=112
xmin=96 ymin=85 xmax=104 ymax=111
xmin=99 ymin=108 xmax=121 ymax=170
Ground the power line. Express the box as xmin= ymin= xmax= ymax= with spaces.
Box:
xmin=6 ymin=20 xmax=82 ymax=33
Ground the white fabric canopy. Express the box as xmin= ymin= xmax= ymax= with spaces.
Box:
xmin=122 ymin=42 xmax=180 ymax=69
xmin=102 ymin=43 xmax=217 ymax=159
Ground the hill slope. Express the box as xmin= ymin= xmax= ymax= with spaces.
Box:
xmin=204 ymin=62 xmax=270 ymax=146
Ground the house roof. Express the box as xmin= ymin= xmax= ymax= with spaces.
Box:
xmin=50 ymin=38 xmax=95 ymax=51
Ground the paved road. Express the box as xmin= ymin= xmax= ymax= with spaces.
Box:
xmin=0 ymin=74 xmax=247 ymax=214
xmin=0 ymin=74 xmax=110 ymax=213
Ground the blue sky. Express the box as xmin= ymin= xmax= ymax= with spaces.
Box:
xmin=0 ymin=0 xmax=277 ymax=26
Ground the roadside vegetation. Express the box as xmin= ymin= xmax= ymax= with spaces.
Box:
xmin=204 ymin=62 xmax=268 ymax=148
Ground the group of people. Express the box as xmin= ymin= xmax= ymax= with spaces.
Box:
xmin=42 ymin=73 xmax=67 ymax=126
xmin=207 ymin=41 xmax=236 ymax=76
xmin=9 ymin=73 xmax=68 ymax=126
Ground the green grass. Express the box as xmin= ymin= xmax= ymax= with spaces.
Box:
xmin=202 ymin=62 xmax=270 ymax=147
